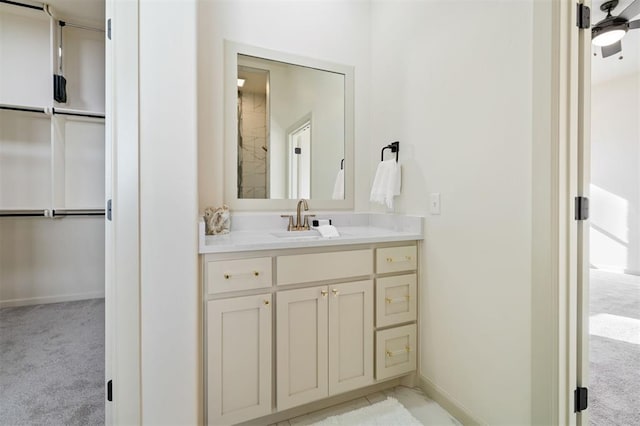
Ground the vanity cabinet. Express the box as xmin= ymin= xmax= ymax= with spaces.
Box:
xmin=207 ymin=294 xmax=272 ymax=425
xmin=203 ymin=241 xmax=419 ymax=425
xmin=276 ymin=280 xmax=373 ymax=411
xmin=373 ymin=246 xmax=418 ymax=381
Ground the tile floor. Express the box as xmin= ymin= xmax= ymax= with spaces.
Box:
xmin=273 ymin=386 xmax=462 ymax=425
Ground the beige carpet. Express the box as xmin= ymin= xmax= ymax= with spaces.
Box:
xmin=589 ymin=270 xmax=640 ymax=425
xmin=0 ymin=299 xmax=105 ymax=425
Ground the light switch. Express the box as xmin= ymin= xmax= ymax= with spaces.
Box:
xmin=430 ymin=193 xmax=440 ymax=215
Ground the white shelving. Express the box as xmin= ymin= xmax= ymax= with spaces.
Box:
xmin=0 ymin=1 xmax=106 ymax=308
xmin=0 ymin=3 xmax=105 ymax=214
xmin=0 ymin=109 xmax=51 ymax=209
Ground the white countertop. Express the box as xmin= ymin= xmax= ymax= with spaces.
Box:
xmin=199 ymin=213 xmax=424 ymax=254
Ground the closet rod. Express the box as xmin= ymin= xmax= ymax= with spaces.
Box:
xmin=0 ymin=209 xmax=106 ymax=218
xmin=0 ymin=0 xmax=44 ymax=11
xmin=53 ymin=109 xmax=105 ymax=119
xmin=0 ymin=210 xmax=46 ymax=217
xmin=61 ymin=21 xmax=104 ymax=33
xmin=51 ymin=209 xmax=105 ymax=217
xmin=0 ymin=105 xmax=46 ymax=114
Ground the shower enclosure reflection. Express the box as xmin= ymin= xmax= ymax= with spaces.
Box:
xmin=236 ymin=54 xmax=344 ymax=200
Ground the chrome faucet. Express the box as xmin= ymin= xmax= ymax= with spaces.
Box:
xmin=281 ymin=199 xmax=315 ymax=231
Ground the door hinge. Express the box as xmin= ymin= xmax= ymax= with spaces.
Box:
xmin=107 ymin=380 xmax=113 ymax=402
xmin=577 ymin=3 xmax=591 ymax=29
xmin=107 ymin=199 xmax=112 ymax=221
xmin=575 ymin=196 xmax=589 ymax=220
xmin=575 ymin=386 xmax=588 ymax=412
xmin=107 ymin=18 xmax=111 ymax=40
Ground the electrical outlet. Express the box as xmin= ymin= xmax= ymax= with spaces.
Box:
xmin=430 ymin=193 xmax=441 ymax=215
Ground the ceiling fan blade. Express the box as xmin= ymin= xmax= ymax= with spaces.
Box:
xmin=629 ymin=19 xmax=640 ymax=29
xmin=602 ymin=40 xmax=622 ymax=58
xmin=619 ymin=0 xmax=640 ymax=20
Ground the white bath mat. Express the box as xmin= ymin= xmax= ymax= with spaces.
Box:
xmin=311 ymin=397 xmax=423 ymax=426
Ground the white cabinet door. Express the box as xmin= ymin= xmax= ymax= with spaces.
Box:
xmin=277 ymin=286 xmax=329 ymax=411
xmin=328 ymin=280 xmax=373 ymax=395
xmin=207 ymin=294 xmax=272 ymax=425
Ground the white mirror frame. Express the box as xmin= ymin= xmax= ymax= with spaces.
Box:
xmin=224 ymin=40 xmax=354 ymax=211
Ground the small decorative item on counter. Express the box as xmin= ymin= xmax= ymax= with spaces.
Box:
xmin=204 ymin=205 xmax=231 ymax=235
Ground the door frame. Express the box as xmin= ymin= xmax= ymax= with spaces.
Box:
xmin=532 ymin=0 xmax=591 ymax=424
xmin=576 ymin=0 xmax=591 ymax=425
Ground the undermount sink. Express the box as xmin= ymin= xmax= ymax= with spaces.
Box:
xmin=271 ymin=230 xmax=322 ymax=240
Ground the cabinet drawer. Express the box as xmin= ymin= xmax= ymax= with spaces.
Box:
xmin=376 ymin=246 xmax=417 ymax=274
xmin=375 ymin=324 xmax=417 ymax=381
xmin=376 ymin=274 xmax=417 ymax=327
xmin=277 ymin=249 xmax=372 ymax=286
xmin=205 ymin=257 xmax=272 ymax=294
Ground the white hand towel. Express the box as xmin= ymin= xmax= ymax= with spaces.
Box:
xmin=369 ymin=159 xmax=401 ymax=209
xmin=332 ymin=169 xmax=345 ymax=200
xmin=317 ymin=224 xmax=340 ymax=238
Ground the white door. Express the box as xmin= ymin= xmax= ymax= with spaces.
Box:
xmin=288 ymin=122 xmax=311 ymax=199
xmin=328 ymin=280 xmax=373 ymax=395
xmin=277 ymin=286 xmax=328 ymax=410
xmin=105 ymin=1 xmax=141 ymax=423
xmin=208 ymin=294 xmax=272 ymax=425
xmin=104 ymin=2 xmax=113 ymax=423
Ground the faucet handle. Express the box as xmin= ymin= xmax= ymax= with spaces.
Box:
xmin=303 ymin=214 xmax=316 ymax=230
xmin=280 ymin=214 xmax=294 ymax=231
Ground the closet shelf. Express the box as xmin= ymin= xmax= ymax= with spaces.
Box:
xmin=53 ymin=108 xmax=105 ymax=119
xmin=0 ymin=105 xmax=106 ymax=119
xmin=0 ymin=103 xmax=48 ymax=115
xmin=0 ymin=208 xmax=105 ymax=218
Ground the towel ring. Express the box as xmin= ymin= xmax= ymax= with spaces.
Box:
xmin=380 ymin=141 xmax=400 ymax=162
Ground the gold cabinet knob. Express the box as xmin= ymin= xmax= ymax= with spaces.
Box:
xmin=321 ymin=290 xmax=328 ymax=297
xmin=253 ymin=271 xmax=260 ymax=277
xmin=332 ymin=288 xmax=339 ymax=296
xmin=263 ymin=299 xmax=270 ymax=305
xmin=224 ymin=274 xmax=231 ymax=280
xmin=386 ymin=257 xmax=393 ymax=263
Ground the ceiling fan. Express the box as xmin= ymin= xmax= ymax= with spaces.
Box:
xmin=592 ymin=0 xmax=640 ymax=58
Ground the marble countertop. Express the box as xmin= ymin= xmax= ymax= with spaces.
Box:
xmin=199 ymin=213 xmax=424 ymax=254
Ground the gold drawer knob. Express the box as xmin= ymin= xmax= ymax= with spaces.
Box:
xmin=332 ymin=289 xmax=339 ymax=296
xmin=263 ymin=299 xmax=270 ymax=305
xmin=253 ymin=271 xmax=260 ymax=277
xmin=224 ymin=274 xmax=231 ymax=280
xmin=321 ymin=290 xmax=328 ymax=297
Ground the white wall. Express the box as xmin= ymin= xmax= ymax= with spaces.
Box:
xmin=197 ymin=0 xmax=371 ymax=211
xmin=0 ymin=4 xmax=50 ymax=107
xmin=370 ymin=1 xmax=533 ymax=424
xmin=139 ymin=0 xmax=199 ymax=424
xmin=590 ymin=72 xmax=640 ymax=274
xmin=0 ymin=217 xmax=105 ymax=307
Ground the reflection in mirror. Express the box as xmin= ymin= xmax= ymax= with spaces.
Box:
xmin=237 ymin=65 xmax=269 ymax=198
xmin=236 ymin=54 xmax=345 ymax=200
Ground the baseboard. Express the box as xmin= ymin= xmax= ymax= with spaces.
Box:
xmin=0 ymin=291 xmax=105 ymax=308
xmin=590 ymin=265 xmax=640 ymax=277
xmin=418 ymin=375 xmax=485 ymax=426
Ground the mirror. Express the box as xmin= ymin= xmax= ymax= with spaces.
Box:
xmin=225 ymin=41 xmax=354 ymax=211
